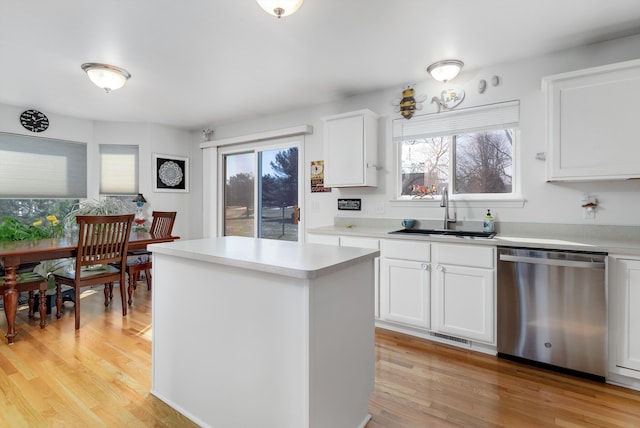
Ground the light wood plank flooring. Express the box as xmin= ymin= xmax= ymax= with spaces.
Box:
xmin=0 ymin=286 xmax=639 ymax=427
xmin=0 ymin=286 xmax=197 ymax=427
xmin=368 ymin=329 xmax=640 ymax=427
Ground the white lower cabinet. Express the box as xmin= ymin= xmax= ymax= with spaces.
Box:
xmin=380 ymin=240 xmax=431 ymax=328
xmin=380 ymin=239 xmax=496 ymax=345
xmin=609 ymin=256 xmax=640 ymax=382
xmin=432 ymin=262 xmax=494 ymax=343
xmin=432 ymin=243 xmax=495 ymax=343
xmin=380 ymin=257 xmax=431 ymax=328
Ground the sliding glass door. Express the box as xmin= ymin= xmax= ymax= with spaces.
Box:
xmin=220 ymin=139 xmax=301 ymax=241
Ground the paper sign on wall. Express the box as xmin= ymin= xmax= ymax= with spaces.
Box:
xmin=310 ymin=160 xmax=331 ymax=193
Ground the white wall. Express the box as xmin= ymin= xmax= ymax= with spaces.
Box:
xmin=198 ymin=33 xmax=640 ymax=233
xmin=0 ymin=104 xmax=194 ymax=239
xmin=3 ymin=32 xmax=640 ymax=240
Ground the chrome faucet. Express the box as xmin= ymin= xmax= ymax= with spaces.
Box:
xmin=440 ymin=187 xmax=457 ymax=229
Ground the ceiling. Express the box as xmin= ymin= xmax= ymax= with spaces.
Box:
xmin=2 ymin=0 xmax=640 ymax=131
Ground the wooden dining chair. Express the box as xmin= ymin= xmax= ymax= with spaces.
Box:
xmin=52 ymin=214 xmax=134 ymax=330
xmin=124 ymin=211 xmax=176 ymax=305
xmin=0 ymin=271 xmax=48 ymax=328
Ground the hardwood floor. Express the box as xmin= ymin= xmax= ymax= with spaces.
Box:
xmin=1 ymin=287 xmax=639 ymax=427
xmin=368 ymin=329 xmax=640 ymax=428
xmin=0 ymin=286 xmax=197 ymax=427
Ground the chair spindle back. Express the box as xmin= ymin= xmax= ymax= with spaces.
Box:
xmin=76 ymin=215 xmax=134 ymax=270
xmin=149 ymin=211 xmax=177 ymax=237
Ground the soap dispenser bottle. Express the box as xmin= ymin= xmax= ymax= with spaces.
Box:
xmin=483 ymin=209 xmax=495 ymax=233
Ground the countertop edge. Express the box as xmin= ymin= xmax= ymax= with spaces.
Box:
xmin=149 ymin=238 xmax=380 ymax=279
xmin=307 ymin=225 xmax=640 ymax=255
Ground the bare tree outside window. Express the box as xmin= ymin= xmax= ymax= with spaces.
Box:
xmin=398 ymin=128 xmax=515 ymax=199
xmin=454 ymin=130 xmax=513 ymax=194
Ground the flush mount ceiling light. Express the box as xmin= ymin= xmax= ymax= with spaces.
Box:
xmin=256 ymin=0 xmax=304 ymax=18
xmin=81 ymin=63 xmax=131 ymax=93
xmin=427 ymin=59 xmax=464 ymax=83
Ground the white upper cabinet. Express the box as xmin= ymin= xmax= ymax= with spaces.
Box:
xmin=322 ymin=109 xmax=379 ymax=187
xmin=543 ymin=59 xmax=640 ymax=181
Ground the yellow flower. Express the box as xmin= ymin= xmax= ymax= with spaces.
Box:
xmin=46 ymin=215 xmax=58 ymax=222
xmin=33 ymin=220 xmax=43 ymax=227
xmin=52 ymin=219 xmax=60 ymax=225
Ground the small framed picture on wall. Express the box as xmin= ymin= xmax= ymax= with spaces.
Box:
xmin=153 ymin=153 xmax=189 ymax=193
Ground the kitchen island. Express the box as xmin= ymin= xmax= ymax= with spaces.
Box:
xmin=148 ymin=236 xmax=379 ymax=428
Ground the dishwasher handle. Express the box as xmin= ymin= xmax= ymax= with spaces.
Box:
xmin=499 ymin=254 xmax=605 ymax=269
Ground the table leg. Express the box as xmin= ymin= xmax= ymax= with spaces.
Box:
xmin=3 ymin=266 xmax=18 ymax=344
xmin=39 ymin=288 xmax=46 ymax=329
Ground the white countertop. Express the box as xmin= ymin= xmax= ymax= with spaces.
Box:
xmin=149 ymin=236 xmax=380 ymax=279
xmin=308 ymin=224 xmax=640 ymax=255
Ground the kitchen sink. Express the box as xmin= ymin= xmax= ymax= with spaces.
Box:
xmin=388 ymin=228 xmax=495 ymax=239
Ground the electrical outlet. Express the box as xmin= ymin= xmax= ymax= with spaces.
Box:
xmin=375 ymin=202 xmax=385 ymax=215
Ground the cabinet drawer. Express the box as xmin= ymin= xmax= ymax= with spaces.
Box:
xmin=340 ymin=236 xmax=380 ymax=249
xmin=435 ymin=244 xmax=495 ymax=269
xmin=307 ymin=234 xmax=340 ymax=246
xmin=382 ymin=239 xmax=430 ymax=261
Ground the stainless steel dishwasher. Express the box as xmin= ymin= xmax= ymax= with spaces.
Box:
xmin=497 ymin=247 xmax=607 ymax=380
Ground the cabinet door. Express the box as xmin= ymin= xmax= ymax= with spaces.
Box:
xmin=432 ymin=264 xmax=494 ymax=343
xmin=380 ymin=258 xmax=431 ymax=328
xmin=323 ymin=110 xmax=378 ymax=187
xmin=614 ymin=259 xmax=640 ymax=373
xmin=544 ymin=59 xmax=640 ymax=181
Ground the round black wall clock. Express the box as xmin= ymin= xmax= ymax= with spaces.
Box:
xmin=20 ymin=109 xmax=49 ymax=133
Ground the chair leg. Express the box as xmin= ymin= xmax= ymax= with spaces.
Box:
xmin=28 ymin=291 xmax=35 ymax=318
xmin=38 ymin=286 xmax=46 ymax=329
xmin=128 ymin=274 xmax=134 ymax=306
xmin=104 ymin=284 xmax=111 ymax=307
xmin=120 ymin=281 xmax=128 ymax=317
xmin=74 ymin=286 xmax=81 ymax=330
xmin=144 ymin=269 xmax=152 ymax=290
xmin=55 ymin=282 xmax=62 ymax=319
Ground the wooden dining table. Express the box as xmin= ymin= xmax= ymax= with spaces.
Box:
xmin=0 ymin=232 xmax=178 ymax=344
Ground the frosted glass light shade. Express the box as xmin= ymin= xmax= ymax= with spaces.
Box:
xmin=256 ymin=0 xmax=304 ymax=18
xmin=427 ymin=60 xmax=464 ymax=83
xmin=81 ymin=63 xmax=131 ymax=93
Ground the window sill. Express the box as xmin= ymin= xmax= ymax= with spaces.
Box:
xmin=390 ymin=197 xmax=526 ymax=208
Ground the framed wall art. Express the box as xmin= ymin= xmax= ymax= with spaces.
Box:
xmin=153 ymin=153 xmax=189 ymax=193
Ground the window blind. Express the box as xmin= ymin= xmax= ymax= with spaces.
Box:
xmin=0 ymin=133 xmax=87 ymax=198
xmin=99 ymin=144 xmax=139 ymax=195
xmin=393 ymin=100 xmax=520 ymax=141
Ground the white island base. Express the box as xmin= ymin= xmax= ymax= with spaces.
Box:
xmin=149 ymin=237 xmax=379 ymax=428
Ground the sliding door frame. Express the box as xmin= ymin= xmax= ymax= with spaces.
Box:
xmin=216 ymin=136 xmax=304 ymax=241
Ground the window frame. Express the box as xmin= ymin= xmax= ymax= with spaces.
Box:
xmin=392 ymin=101 xmax=524 ymax=207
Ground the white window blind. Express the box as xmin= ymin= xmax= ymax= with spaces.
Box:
xmin=0 ymin=133 xmax=87 ymax=198
xmin=100 ymin=144 xmax=139 ymax=195
xmin=393 ymin=100 xmax=520 ymax=141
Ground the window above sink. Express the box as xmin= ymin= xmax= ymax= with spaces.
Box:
xmin=392 ymin=100 xmax=523 ymax=206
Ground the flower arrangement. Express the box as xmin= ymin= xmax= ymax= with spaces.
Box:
xmin=410 ymin=184 xmax=439 ymax=199
xmin=33 ymin=215 xmax=65 ymax=238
